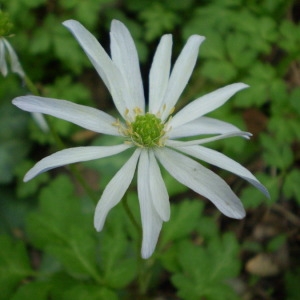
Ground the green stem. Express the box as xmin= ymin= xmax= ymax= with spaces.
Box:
xmin=122 ymin=195 xmax=142 ymax=239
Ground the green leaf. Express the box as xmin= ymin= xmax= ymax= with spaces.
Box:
xmin=11 ymin=281 xmax=50 ymax=300
xmin=0 ymin=102 xmax=30 ymax=184
xmin=139 ymin=3 xmax=178 ymax=41
xmin=285 ymin=268 xmax=300 ymax=300
xmin=160 ymin=200 xmax=204 ymax=247
xmin=200 ymin=60 xmax=237 ymax=83
xmin=15 ymin=160 xmax=49 ymax=198
xmin=289 ymin=87 xmax=300 ymax=115
xmin=98 ymin=203 xmax=137 ymax=288
xmin=234 ymin=63 xmax=278 ymax=107
xmin=283 ymin=170 xmax=300 ymax=205
xmin=26 ymin=175 xmax=100 ymax=279
xmin=226 ymin=33 xmax=256 ymax=68
xmin=62 ymin=284 xmax=118 ymax=300
xmin=261 ymin=134 xmax=293 ymax=170
xmin=0 ymin=235 xmax=33 ymax=299
xmin=172 ymin=233 xmax=241 ymax=300
xmin=241 ymin=173 xmax=278 ymax=208
xmin=267 ymin=234 xmax=286 ymax=252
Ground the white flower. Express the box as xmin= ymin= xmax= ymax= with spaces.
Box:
xmin=12 ymin=20 xmax=269 ymax=259
xmin=0 ymin=37 xmax=25 ymax=78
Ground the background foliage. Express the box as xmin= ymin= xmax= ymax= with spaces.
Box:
xmin=0 ymin=0 xmax=300 ymax=299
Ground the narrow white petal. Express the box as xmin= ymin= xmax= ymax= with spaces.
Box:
xmin=149 ymin=34 xmax=172 ymax=114
xmin=0 ymin=39 xmax=8 ymax=76
xmin=110 ymin=20 xmax=145 ymax=112
xmin=24 ymin=144 xmax=131 ymax=182
xmin=175 ymin=145 xmax=270 ymax=198
xmin=149 ymin=150 xmax=170 ymax=221
xmin=166 ymin=131 xmax=252 ymax=147
xmin=12 ymin=96 xmax=120 ymax=136
xmin=138 ymin=150 xmax=163 ymax=259
xmin=155 ymin=148 xmax=245 ymax=219
xmin=31 ymin=112 xmax=49 ymax=132
xmin=170 ymin=83 xmax=249 ymax=128
xmin=161 ymin=35 xmax=205 ymax=120
xmin=94 ymin=149 xmax=141 ymax=231
xmin=63 ymin=20 xmax=129 ymax=117
xmin=3 ymin=38 xmax=25 ymax=77
xmin=168 ymin=116 xmax=244 ymax=139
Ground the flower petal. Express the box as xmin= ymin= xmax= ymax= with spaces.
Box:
xmin=161 ymin=35 xmax=205 ymax=120
xmin=155 ymin=148 xmax=245 ymax=219
xmin=138 ymin=150 xmax=163 ymax=259
xmin=24 ymin=144 xmax=132 ymax=182
xmin=3 ymin=38 xmax=25 ymax=77
xmin=12 ymin=96 xmax=120 ymax=136
xmin=149 ymin=34 xmax=172 ymax=114
xmin=167 ymin=131 xmax=252 ymax=147
xmin=168 ymin=116 xmax=244 ymax=139
xmin=175 ymin=145 xmax=270 ymax=198
xmin=149 ymin=150 xmax=170 ymax=222
xmin=94 ymin=149 xmax=141 ymax=231
xmin=110 ymin=20 xmax=145 ymax=112
xmin=63 ymin=20 xmax=129 ymax=117
xmin=170 ymin=83 xmax=249 ymax=129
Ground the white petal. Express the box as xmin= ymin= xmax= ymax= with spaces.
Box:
xmin=149 ymin=34 xmax=172 ymax=114
xmin=155 ymin=148 xmax=245 ymax=219
xmin=110 ymin=20 xmax=145 ymax=112
xmin=175 ymin=145 xmax=270 ymax=198
xmin=149 ymin=150 xmax=170 ymax=221
xmin=170 ymin=83 xmax=249 ymax=129
xmin=12 ymin=96 xmax=120 ymax=136
xmin=138 ymin=150 xmax=163 ymax=259
xmin=167 ymin=131 xmax=252 ymax=147
xmin=31 ymin=112 xmax=49 ymax=132
xmin=3 ymin=38 xmax=25 ymax=77
xmin=169 ymin=116 xmax=244 ymax=139
xmin=63 ymin=20 xmax=129 ymax=117
xmin=24 ymin=144 xmax=131 ymax=182
xmin=161 ymin=35 xmax=205 ymax=120
xmin=94 ymin=149 xmax=141 ymax=231
xmin=0 ymin=39 xmax=8 ymax=76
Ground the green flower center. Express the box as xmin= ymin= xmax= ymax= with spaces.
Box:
xmin=128 ymin=113 xmax=166 ymax=148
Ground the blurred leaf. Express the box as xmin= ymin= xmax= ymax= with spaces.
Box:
xmin=289 ymin=87 xmax=300 ymax=115
xmin=235 ymin=63 xmax=276 ymax=107
xmin=283 ymin=170 xmax=300 ymax=205
xmin=26 ymin=175 xmax=100 ymax=279
xmin=0 ymin=103 xmax=30 ymax=183
xmin=139 ymin=3 xmax=178 ymax=41
xmin=261 ymin=134 xmax=293 ymax=170
xmin=98 ymin=202 xmax=137 ymax=288
xmin=279 ymin=21 xmax=300 ymax=53
xmin=267 ymin=234 xmax=286 ymax=252
xmin=11 ymin=281 xmax=50 ymax=300
xmin=172 ymin=233 xmax=241 ymax=300
xmin=200 ymin=60 xmax=237 ymax=83
xmin=226 ymin=33 xmax=256 ymax=68
xmin=285 ymin=268 xmax=300 ymax=300
xmin=15 ymin=160 xmax=49 ymax=198
xmin=62 ymin=284 xmax=118 ymax=300
xmin=241 ymin=173 xmax=279 ymax=208
xmin=160 ymin=200 xmax=204 ymax=247
xmin=0 ymin=235 xmax=33 ymax=299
